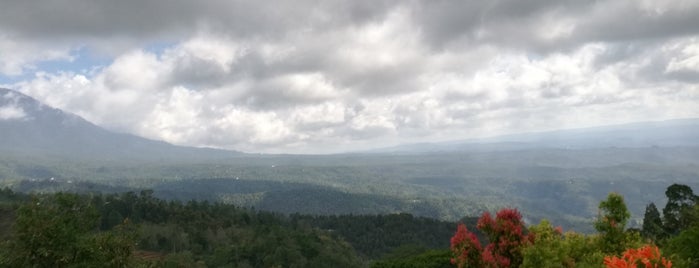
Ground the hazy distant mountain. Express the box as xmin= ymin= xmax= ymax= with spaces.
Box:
xmin=371 ymin=118 xmax=699 ymax=153
xmin=0 ymin=88 xmax=240 ymax=161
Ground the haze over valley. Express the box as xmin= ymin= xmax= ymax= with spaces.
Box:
xmin=2 ymin=88 xmax=698 ymax=232
xmin=1 ymin=1 xmax=699 ymax=266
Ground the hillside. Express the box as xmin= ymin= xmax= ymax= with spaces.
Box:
xmin=371 ymin=118 xmax=699 ymax=153
xmin=0 ymin=88 xmax=240 ymax=161
xmin=1 ymin=87 xmax=698 ymax=234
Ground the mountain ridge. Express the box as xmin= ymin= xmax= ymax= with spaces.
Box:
xmin=367 ymin=118 xmax=699 ymax=154
xmin=0 ymin=88 xmax=241 ymax=161
xmin=3 ymin=87 xmax=698 ymax=157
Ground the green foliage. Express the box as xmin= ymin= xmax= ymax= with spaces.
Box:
xmin=641 ymin=202 xmax=665 ymax=242
xmin=291 ymin=213 xmax=464 ymax=259
xmin=520 ymin=193 xmax=655 ymax=268
xmin=371 ymin=248 xmax=452 ymax=268
xmin=594 ymin=192 xmax=634 ymax=254
xmin=0 ymin=190 xmax=364 ymax=267
xmin=521 ymin=220 xmax=610 ymax=268
xmin=77 ymin=223 xmax=138 ymax=267
xmin=2 ymin=179 xmax=698 ymax=267
xmin=664 ymin=205 xmax=699 ymax=267
xmin=0 ymin=192 xmax=136 ymax=267
xmin=663 ymin=184 xmax=697 ymax=235
xmin=560 ymin=232 xmax=606 ymax=268
xmin=160 ymin=251 xmax=206 ymax=268
xmin=6 ymin=146 xmax=699 ymax=235
xmin=522 ymin=220 xmax=570 ymax=268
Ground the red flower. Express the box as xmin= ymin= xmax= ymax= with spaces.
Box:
xmin=455 ymin=208 xmax=530 ymax=267
xmin=450 ymin=223 xmax=483 ymax=268
xmin=554 ymin=226 xmax=563 ymax=235
xmin=604 ymin=245 xmax=672 ymax=268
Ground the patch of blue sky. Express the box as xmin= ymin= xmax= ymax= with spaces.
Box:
xmin=0 ymin=74 xmax=29 ymax=86
xmin=143 ymin=41 xmax=178 ymax=56
xmin=0 ymin=46 xmax=112 ymax=86
xmin=1 ymin=41 xmax=178 ymax=87
xmin=48 ymin=46 xmax=112 ymax=74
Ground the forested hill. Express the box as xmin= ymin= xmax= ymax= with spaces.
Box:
xmin=1 ymin=183 xmax=697 ymax=267
xmin=0 ymin=189 xmax=469 ymax=267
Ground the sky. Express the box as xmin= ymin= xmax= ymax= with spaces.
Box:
xmin=1 ymin=0 xmax=699 ymax=154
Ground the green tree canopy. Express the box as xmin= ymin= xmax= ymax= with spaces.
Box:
xmin=594 ymin=192 xmax=632 ymax=254
xmin=663 ymin=184 xmax=697 ymax=235
xmin=641 ymin=202 xmax=664 ymax=242
xmin=0 ymin=193 xmax=135 ymax=267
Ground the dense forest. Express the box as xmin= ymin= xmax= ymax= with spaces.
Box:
xmin=3 ymin=147 xmax=698 ymax=234
xmin=0 ymin=188 xmax=469 ymax=267
xmin=0 ymin=183 xmax=697 ymax=267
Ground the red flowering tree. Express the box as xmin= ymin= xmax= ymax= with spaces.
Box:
xmin=450 ymin=208 xmax=532 ymax=268
xmin=603 ymin=245 xmax=672 ymax=268
xmin=478 ymin=208 xmax=533 ymax=267
xmin=450 ymin=223 xmax=482 ymax=268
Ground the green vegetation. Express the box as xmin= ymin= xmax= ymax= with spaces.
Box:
xmin=448 ymin=184 xmax=697 ymax=268
xmin=0 ymin=190 xmax=363 ymax=267
xmin=0 ymin=189 xmax=469 ymax=267
xmin=289 ymin=213 xmax=475 ymax=259
xmin=0 ymin=174 xmax=697 ymax=267
xmin=594 ymin=193 xmax=636 ymax=254
xmin=371 ymin=248 xmax=452 ymax=268
xmin=2 ymin=146 xmax=699 ymax=233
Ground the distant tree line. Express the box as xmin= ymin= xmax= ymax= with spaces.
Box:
xmin=0 ymin=188 xmax=473 ymax=267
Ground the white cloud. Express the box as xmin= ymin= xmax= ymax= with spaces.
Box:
xmin=3 ymin=1 xmax=699 ymax=153
xmin=0 ymin=34 xmax=73 ymax=76
xmin=0 ymin=104 xmax=26 ymax=120
xmin=665 ymin=38 xmax=699 ymax=73
xmin=102 ymin=50 xmax=166 ymax=91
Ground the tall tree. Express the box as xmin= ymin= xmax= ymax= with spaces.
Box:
xmin=477 ymin=208 xmax=532 ymax=267
xmin=594 ymin=192 xmax=632 ymax=254
xmin=662 ymin=184 xmax=697 ymax=235
xmin=450 ymin=208 xmax=531 ymax=268
xmin=641 ymin=202 xmax=665 ymax=242
xmin=450 ymin=223 xmax=482 ymax=268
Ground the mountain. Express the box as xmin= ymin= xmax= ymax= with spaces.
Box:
xmin=371 ymin=118 xmax=699 ymax=153
xmin=0 ymin=88 xmax=240 ymax=161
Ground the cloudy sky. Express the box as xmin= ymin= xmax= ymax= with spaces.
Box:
xmin=1 ymin=0 xmax=698 ymax=153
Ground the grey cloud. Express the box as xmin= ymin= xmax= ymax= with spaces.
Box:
xmin=332 ymin=65 xmax=424 ymax=96
xmin=603 ymin=42 xmax=699 ymax=86
xmin=665 ymin=70 xmax=699 ymax=84
xmin=408 ymin=0 xmax=699 ymax=53
xmin=4 ymin=1 xmax=699 ymax=153
xmin=2 ymin=0 xmax=697 ymax=54
xmin=573 ymin=2 xmax=699 ymax=44
xmin=592 ymin=42 xmax=652 ymax=67
xmin=0 ymin=0 xmax=398 ymax=41
xmin=168 ymin=56 xmax=231 ymax=88
xmin=410 ymin=0 xmax=587 ymax=51
xmin=160 ymin=36 xmax=429 ymax=109
xmin=236 ymin=82 xmax=333 ymax=110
